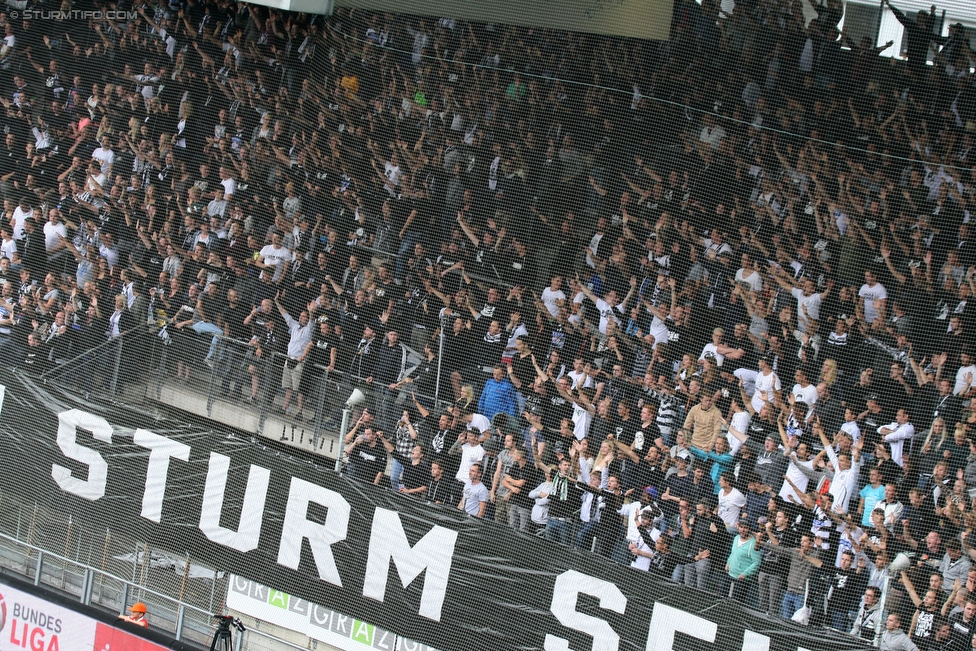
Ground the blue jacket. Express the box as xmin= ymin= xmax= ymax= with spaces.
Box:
xmin=689 ymin=446 xmax=733 ymax=493
xmin=478 ymin=378 xmax=518 ymax=421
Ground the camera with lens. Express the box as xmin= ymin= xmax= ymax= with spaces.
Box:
xmin=213 ymin=614 xmax=246 ymax=632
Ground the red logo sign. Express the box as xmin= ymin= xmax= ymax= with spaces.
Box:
xmin=93 ymin=624 xmax=167 ymax=651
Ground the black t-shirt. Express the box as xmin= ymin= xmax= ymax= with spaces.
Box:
xmin=947 ymin=610 xmax=975 ymax=651
xmin=250 ymin=311 xmax=284 ymax=351
xmin=409 ymin=356 xmax=439 ymax=398
xmin=474 ymin=326 xmax=506 ymax=368
xmin=466 ymin=243 xmax=501 ymax=280
xmin=342 ymin=300 xmax=372 ymax=344
xmin=826 ymin=566 xmax=867 ymax=615
xmin=506 ymin=462 xmax=537 ymax=508
xmin=542 ymin=380 xmax=574 ymax=433
xmin=510 ymin=352 xmax=536 ymax=392
xmin=626 ymin=460 xmax=666 ymax=493
xmin=349 ymin=441 xmax=387 ymax=481
xmin=632 ymin=420 xmax=661 ymax=456
xmin=435 ymin=250 xmax=465 ymax=293
xmin=199 ymin=291 xmax=223 ymax=323
xmin=668 ymin=321 xmax=698 ymax=360
xmin=390 ymin=453 xmax=431 ymax=492
xmin=711 ymin=379 xmax=736 ymax=416
xmin=222 ymin=302 xmax=251 ymax=341
xmin=310 ymin=329 xmax=339 ymax=368
xmin=389 ymin=196 xmax=415 ymax=234
xmin=911 ymin=604 xmax=940 ymax=647
xmin=611 ymin=415 xmax=639 ymax=448
xmin=501 ymin=251 xmax=533 ymax=287
xmin=662 ymin=473 xmax=694 ymax=514
xmin=473 ymin=298 xmax=509 ymax=325
xmin=760 ymin=526 xmax=799 ymax=577
xmin=0 ymin=146 xmax=18 ymax=179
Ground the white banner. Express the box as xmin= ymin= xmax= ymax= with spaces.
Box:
xmin=226 ymin=576 xmax=438 ymax=651
xmin=0 ymin=583 xmax=97 ymax=651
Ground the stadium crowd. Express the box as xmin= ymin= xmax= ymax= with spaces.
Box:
xmin=1 ymin=0 xmax=976 ymax=644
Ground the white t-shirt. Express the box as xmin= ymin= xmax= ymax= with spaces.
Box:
xmin=87 ymin=171 xmax=107 ymax=194
xmin=699 ymin=125 xmax=727 ymax=150
xmin=622 ymin=501 xmax=659 ymax=542
xmin=954 ymin=365 xmax=976 ymax=395
xmin=11 ymin=206 xmax=33 ymax=240
xmin=91 ymin=147 xmax=115 ymax=174
xmin=648 ymin=315 xmax=671 ymax=349
xmin=98 ymin=242 xmax=119 ymax=269
xmin=630 ymin=534 xmax=654 ymax=571
xmin=717 ymin=487 xmax=747 ymax=526
xmin=207 ymin=199 xmax=228 ymax=218
xmin=791 ymin=288 xmax=822 ymax=333
xmin=751 ymin=370 xmax=782 ymax=413
xmin=727 ymin=411 xmax=752 ymax=455
xmin=779 ymin=455 xmax=814 ymax=504
xmin=43 ymin=221 xmax=67 ymax=251
xmin=858 ymin=282 xmax=888 ymax=324
xmin=586 ymin=233 xmax=604 ymax=268
xmin=699 ymin=342 xmax=725 ymax=366
xmin=259 ymin=244 xmax=294 ymax=282
xmin=541 ymin=287 xmax=566 ymax=317
xmin=134 ymin=73 xmax=159 ymax=101
xmin=455 ymin=443 xmax=485 ymax=482
xmin=735 ymin=269 xmax=763 ymax=292
xmin=594 ymin=297 xmax=624 ymax=335
xmin=1 ymin=34 xmax=15 ymax=60
xmin=220 ymin=177 xmax=237 ymax=197
xmin=841 ymin=420 xmax=861 ymax=442
xmin=466 ymin=414 xmax=491 ymax=433
xmin=791 ymin=383 xmax=818 ymax=409
xmin=1 ymin=237 xmax=18 ymax=261
xmin=572 ymin=402 xmax=593 ymax=440
xmin=567 ymin=369 xmax=594 ymax=390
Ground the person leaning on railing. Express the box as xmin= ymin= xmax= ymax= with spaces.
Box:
xmin=117 ymin=602 xmax=149 ymax=628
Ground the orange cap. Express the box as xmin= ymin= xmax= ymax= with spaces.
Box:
xmin=130 ymin=602 xmax=147 ymax=613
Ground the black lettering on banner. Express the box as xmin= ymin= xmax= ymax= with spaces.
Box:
xmin=0 ymin=377 xmax=864 ymax=651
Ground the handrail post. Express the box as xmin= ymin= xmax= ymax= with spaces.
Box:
xmin=312 ymin=368 xmax=328 ymax=450
xmin=335 ymin=407 xmax=351 ymax=473
xmin=34 ymin=550 xmax=43 ymax=586
xmin=83 ymin=567 xmax=94 ymax=605
xmin=434 ymin=315 xmax=446 ymax=405
xmin=108 ymin=337 xmax=123 ymax=398
xmin=206 ymin=338 xmax=221 ymax=417
xmin=874 ymin=573 xmax=889 ymax=647
xmin=176 ymin=604 xmax=185 ymax=640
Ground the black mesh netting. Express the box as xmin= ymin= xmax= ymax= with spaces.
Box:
xmin=0 ymin=0 xmax=975 ymax=650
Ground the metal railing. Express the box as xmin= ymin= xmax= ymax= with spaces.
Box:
xmin=140 ymin=328 xmax=456 ymax=453
xmin=35 ymin=322 xmax=456 ymax=460
xmin=0 ymin=515 xmax=328 ymax=651
xmin=0 ymin=528 xmax=216 ymax=646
